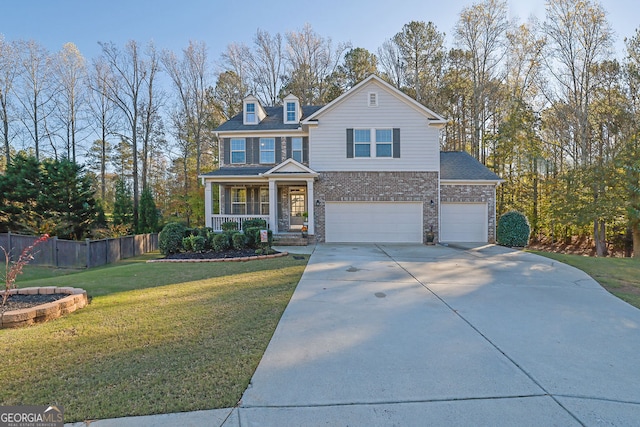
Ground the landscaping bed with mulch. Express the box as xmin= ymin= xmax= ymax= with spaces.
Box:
xmin=164 ymin=248 xmax=268 ymax=260
xmin=0 ymin=293 xmax=67 ymax=315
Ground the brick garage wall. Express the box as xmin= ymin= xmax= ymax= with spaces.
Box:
xmin=440 ymin=183 xmax=497 ymax=242
xmin=314 ymin=172 xmax=439 ymax=243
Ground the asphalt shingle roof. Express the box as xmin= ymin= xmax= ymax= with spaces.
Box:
xmin=200 ymin=167 xmax=271 ymax=177
xmin=215 ymin=105 xmax=323 ymax=132
xmin=440 ymin=151 xmax=502 ymax=181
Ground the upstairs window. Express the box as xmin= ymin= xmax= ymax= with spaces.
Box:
xmin=286 ymin=102 xmax=297 ymax=122
xmin=260 ymin=138 xmax=275 ymax=163
xmin=354 ymin=129 xmax=371 ymax=157
xmin=230 ymin=138 xmax=246 ymax=164
xmin=245 ymin=102 xmax=256 ymax=123
xmin=376 ymin=129 xmax=392 ymax=157
xmin=291 ymin=137 xmax=303 ymax=162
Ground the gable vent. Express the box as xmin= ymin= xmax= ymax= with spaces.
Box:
xmin=368 ymin=92 xmax=378 ymax=107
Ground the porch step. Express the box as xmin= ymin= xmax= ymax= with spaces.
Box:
xmin=273 ymin=233 xmax=312 ymax=246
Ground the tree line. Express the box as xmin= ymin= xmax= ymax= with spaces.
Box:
xmin=0 ymin=0 xmax=639 ymax=257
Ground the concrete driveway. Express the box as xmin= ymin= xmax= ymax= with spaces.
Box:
xmin=232 ymin=243 xmax=640 ymax=426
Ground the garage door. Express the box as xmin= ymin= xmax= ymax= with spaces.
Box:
xmin=325 ymin=202 xmax=423 ymax=243
xmin=440 ymin=203 xmax=487 ymax=242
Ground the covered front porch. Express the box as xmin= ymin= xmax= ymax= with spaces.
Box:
xmin=201 ymin=160 xmax=318 ymax=236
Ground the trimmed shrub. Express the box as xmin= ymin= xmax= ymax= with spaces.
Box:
xmin=497 ymin=211 xmax=531 ymax=247
xmin=221 ymin=221 xmax=238 ymax=232
xmin=212 ymin=233 xmax=231 ymax=252
xmin=243 ymin=218 xmax=267 ymax=229
xmin=182 ymin=236 xmax=193 ymax=252
xmin=159 ymin=222 xmax=187 ymax=255
xmin=232 ymin=232 xmax=247 ymax=250
xmin=191 ymin=235 xmax=206 ymax=252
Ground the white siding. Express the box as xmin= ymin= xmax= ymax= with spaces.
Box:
xmin=309 ymin=80 xmax=440 ymax=172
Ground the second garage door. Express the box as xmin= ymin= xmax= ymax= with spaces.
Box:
xmin=325 ymin=202 xmax=423 ymax=243
xmin=440 ymin=203 xmax=488 ymax=242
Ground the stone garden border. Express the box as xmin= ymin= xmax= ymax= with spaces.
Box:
xmin=0 ymin=287 xmax=88 ymax=329
xmin=147 ymin=251 xmax=289 ymax=263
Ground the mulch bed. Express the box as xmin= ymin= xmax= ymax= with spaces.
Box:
xmin=0 ymin=293 xmax=67 ymax=315
xmin=164 ymin=248 xmax=270 ymax=260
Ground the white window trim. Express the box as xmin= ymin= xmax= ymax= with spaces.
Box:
xmin=230 ymin=138 xmax=246 ymax=164
xmin=245 ymin=102 xmax=257 ymax=124
xmin=260 ymin=188 xmax=269 ymax=215
xmin=285 ymin=101 xmax=298 ymax=123
xmin=354 ymin=128 xmax=371 ymax=158
xmin=231 ymin=187 xmax=247 ymax=215
xmin=292 ymin=137 xmax=303 ymax=162
xmin=375 ymin=128 xmax=393 ymax=158
xmin=260 ymin=137 xmax=276 ymax=164
xmin=352 ymin=128 xmax=395 ymax=159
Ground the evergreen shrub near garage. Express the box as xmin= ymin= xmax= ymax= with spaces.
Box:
xmin=159 ymin=222 xmax=187 ymax=254
xmin=497 ymin=211 xmax=531 ymax=247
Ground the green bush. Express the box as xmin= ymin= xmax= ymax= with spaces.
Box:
xmin=159 ymin=222 xmax=187 ymax=255
xmin=182 ymin=236 xmax=193 ymax=252
xmin=497 ymin=211 xmax=531 ymax=247
xmin=191 ymin=235 xmax=206 ymax=252
xmin=232 ymin=232 xmax=247 ymax=250
xmin=243 ymin=227 xmax=262 ymax=248
xmin=212 ymin=233 xmax=231 ymax=252
xmin=221 ymin=221 xmax=238 ymax=232
xmin=243 ymin=218 xmax=267 ymax=229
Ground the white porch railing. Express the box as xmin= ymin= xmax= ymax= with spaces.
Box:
xmin=211 ymin=215 xmax=269 ymax=232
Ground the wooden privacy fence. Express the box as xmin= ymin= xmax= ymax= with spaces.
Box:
xmin=0 ymin=232 xmax=158 ymax=269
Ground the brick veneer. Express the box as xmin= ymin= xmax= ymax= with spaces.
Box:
xmin=440 ymin=183 xmax=497 ymax=242
xmin=314 ymin=171 xmax=439 ymax=243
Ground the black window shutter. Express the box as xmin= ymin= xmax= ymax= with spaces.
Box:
xmin=346 ymin=128 xmax=354 ymax=158
xmin=245 ymin=138 xmax=252 ymax=163
xmin=393 ymin=128 xmax=401 ymax=158
xmin=276 ymin=137 xmax=282 ymax=163
xmin=286 ymin=137 xmax=292 ymax=159
xmin=303 ymin=137 xmax=309 ymax=163
xmin=223 ymin=138 xmax=230 ymax=164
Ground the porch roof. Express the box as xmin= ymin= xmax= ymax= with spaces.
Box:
xmin=200 ymin=167 xmax=271 ymax=177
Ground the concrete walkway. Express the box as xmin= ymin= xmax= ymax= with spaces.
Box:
xmin=68 ymin=244 xmax=640 ymax=426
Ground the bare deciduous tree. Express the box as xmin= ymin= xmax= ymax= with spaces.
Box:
xmin=0 ymin=36 xmax=20 ymax=167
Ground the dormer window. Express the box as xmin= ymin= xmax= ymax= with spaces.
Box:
xmin=245 ymin=102 xmax=256 ymax=123
xmin=283 ymin=94 xmax=300 ymax=124
xmin=286 ymin=102 xmax=297 ymax=122
xmin=243 ymin=95 xmax=266 ymax=125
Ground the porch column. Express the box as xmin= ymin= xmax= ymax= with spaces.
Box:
xmin=204 ymin=181 xmax=213 ymax=228
xmin=306 ymin=178 xmax=315 ymax=235
xmin=268 ymin=179 xmax=277 ymax=231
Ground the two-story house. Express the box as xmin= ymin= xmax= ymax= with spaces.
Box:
xmin=200 ymin=75 xmax=501 ymax=244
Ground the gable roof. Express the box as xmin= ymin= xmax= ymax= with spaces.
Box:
xmin=215 ymin=105 xmax=323 ymax=132
xmin=440 ymin=152 xmax=502 ymax=181
xmin=302 ymin=74 xmax=448 ymax=125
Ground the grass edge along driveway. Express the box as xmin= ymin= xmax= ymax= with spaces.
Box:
xmin=0 ymin=252 xmax=308 ymax=423
xmin=530 ymin=250 xmax=640 ymax=309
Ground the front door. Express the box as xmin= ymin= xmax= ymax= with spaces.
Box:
xmin=289 ymin=187 xmax=306 ymax=230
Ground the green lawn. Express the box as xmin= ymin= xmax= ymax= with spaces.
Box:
xmin=0 ymin=252 xmax=309 ymax=423
xmin=530 ymin=251 xmax=640 ymax=309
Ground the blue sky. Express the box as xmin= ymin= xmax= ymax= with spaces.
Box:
xmin=1 ymin=0 xmax=637 ymax=67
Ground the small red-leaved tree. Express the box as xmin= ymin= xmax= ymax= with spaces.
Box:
xmin=1 ymin=234 xmax=50 ymax=306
